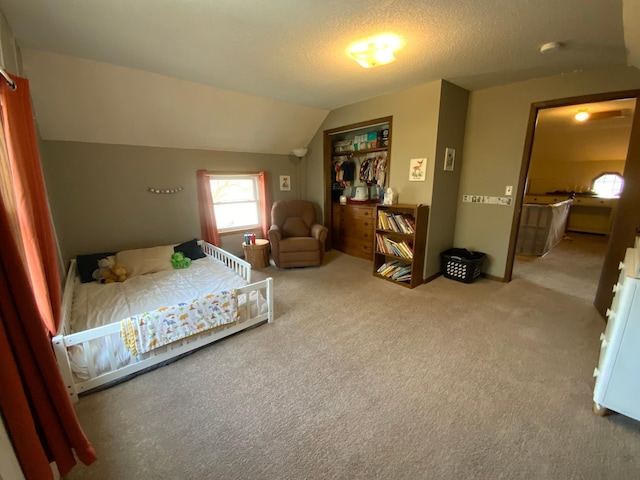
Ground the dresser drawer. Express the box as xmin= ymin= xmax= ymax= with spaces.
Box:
xmin=341 ymin=205 xmax=374 ymax=221
xmin=332 ymin=204 xmax=375 ymax=260
xmin=524 ymin=195 xmax=569 ymax=204
xmin=341 ymin=241 xmax=374 ymax=260
xmin=572 ymin=196 xmax=616 ymax=207
xmin=343 ymin=230 xmax=373 ymax=246
xmin=341 ymin=217 xmax=374 ymax=232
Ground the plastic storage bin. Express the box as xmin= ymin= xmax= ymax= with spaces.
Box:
xmin=441 ymin=248 xmax=486 ymax=283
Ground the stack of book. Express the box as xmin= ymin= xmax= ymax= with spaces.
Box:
xmin=375 ymin=234 xmax=413 ymax=259
xmin=376 ymin=260 xmax=412 ymax=282
xmin=377 ymin=212 xmax=415 ymax=234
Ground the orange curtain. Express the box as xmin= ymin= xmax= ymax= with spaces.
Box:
xmin=196 ymin=169 xmax=221 ymax=246
xmin=0 ymin=74 xmax=97 ymax=479
xmin=0 ymin=75 xmax=59 ymax=334
xmin=258 ymin=171 xmax=270 ymax=239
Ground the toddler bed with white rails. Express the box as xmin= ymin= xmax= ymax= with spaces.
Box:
xmin=53 ymin=240 xmax=274 ymax=402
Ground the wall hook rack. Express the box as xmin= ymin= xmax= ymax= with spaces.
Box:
xmin=148 ymin=187 xmax=183 ymax=194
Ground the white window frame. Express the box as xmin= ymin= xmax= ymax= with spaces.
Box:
xmin=208 ymin=173 xmax=262 ymax=234
xmin=591 ymin=172 xmax=624 ymax=198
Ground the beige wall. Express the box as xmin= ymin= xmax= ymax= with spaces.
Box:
xmin=41 ymin=141 xmax=301 ymax=264
xmin=456 ymin=65 xmax=640 ymax=278
xmin=0 ymin=10 xmax=21 ymax=74
xmin=527 ymin=159 xmax=626 ymax=194
xmin=427 ymin=81 xmax=469 ymax=279
xmin=306 ymin=80 xmax=443 ymax=220
xmin=305 ymin=80 xmax=469 ymax=278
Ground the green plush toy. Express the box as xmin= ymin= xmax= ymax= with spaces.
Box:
xmin=171 ymin=251 xmax=192 ymax=269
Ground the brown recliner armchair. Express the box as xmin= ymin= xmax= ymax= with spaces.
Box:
xmin=268 ymin=200 xmax=328 ymax=268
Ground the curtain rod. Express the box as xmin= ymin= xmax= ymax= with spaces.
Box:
xmin=0 ymin=67 xmax=16 ymax=90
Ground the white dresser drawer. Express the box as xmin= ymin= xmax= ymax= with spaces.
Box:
xmin=593 ymin=246 xmax=640 ymax=422
xmin=572 ymin=196 xmax=616 ymax=207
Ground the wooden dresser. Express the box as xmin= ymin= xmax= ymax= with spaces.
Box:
xmin=331 ymin=203 xmax=375 ymax=260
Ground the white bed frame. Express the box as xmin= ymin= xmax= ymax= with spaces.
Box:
xmin=52 ymin=241 xmax=274 ymax=402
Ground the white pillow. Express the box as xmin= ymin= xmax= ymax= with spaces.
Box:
xmin=115 ymin=245 xmax=175 ymax=277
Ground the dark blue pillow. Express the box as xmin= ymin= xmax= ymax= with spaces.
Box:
xmin=174 ymin=239 xmax=206 ymax=260
xmin=76 ymin=252 xmax=115 ymax=283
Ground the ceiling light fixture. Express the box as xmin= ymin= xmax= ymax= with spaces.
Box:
xmin=347 ymin=34 xmax=403 ymax=68
xmin=575 ymin=109 xmax=590 ymax=122
xmin=292 ymin=148 xmax=308 ymax=158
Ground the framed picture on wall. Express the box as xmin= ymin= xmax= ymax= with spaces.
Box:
xmin=409 ymin=158 xmax=426 ymax=181
xmin=444 ymin=148 xmax=455 ymax=171
xmin=280 ymin=175 xmax=291 ymax=191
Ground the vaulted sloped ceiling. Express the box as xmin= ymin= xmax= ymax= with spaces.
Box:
xmin=22 ymin=50 xmax=328 ymax=154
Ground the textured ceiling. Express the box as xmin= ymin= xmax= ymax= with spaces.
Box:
xmin=0 ymin=0 xmax=630 ymax=110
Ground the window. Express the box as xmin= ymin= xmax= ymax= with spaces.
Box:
xmin=592 ymin=172 xmax=624 ymax=198
xmin=208 ymin=174 xmax=261 ymax=232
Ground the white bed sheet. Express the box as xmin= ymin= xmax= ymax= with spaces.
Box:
xmin=68 ymin=257 xmax=255 ymax=381
xmin=71 ymin=256 xmax=248 ymax=332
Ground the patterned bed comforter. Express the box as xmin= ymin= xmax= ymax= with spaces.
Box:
xmin=68 ymin=256 xmax=253 ymax=379
xmin=121 ymin=290 xmax=238 ymax=355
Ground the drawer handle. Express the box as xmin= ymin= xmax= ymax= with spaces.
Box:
xmin=600 ymin=333 xmax=605 ymax=341
xmin=606 ymin=308 xmax=615 ymax=320
xmin=593 ymin=367 xmax=599 ymax=377
xmin=619 ymin=261 xmax=625 ymax=270
xmin=363 ymin=222 xmax=369 ymax=226
xmin=612 ymin=283 xmax=621 ymax=293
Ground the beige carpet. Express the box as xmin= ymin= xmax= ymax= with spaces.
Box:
xmin=64 ymin=236 xmax=640 ymax=480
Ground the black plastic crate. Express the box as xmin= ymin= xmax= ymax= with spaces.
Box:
xmin=440 ymin=248 xmax=486 ymax=283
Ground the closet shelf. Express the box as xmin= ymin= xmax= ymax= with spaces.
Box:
xmin=332 ymin=146 xmax=388 ymax=158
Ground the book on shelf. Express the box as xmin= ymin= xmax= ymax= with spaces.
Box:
xmin=393 ymin=213 xmax=416 ymax=234
xmin=376 ymin=260 xmax=412 ymax=282
xmin=375 ymin=233 xmax=414 ymax=259
xmin=403 ymin=215 xmax=416 ymax=232
xmin=377 ymin=210 xmax=416 ymax=234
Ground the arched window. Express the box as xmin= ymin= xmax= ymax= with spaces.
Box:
xmin=592 ymin=172 xmax=624 ymax=198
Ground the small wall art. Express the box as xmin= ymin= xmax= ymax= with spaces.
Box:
xmin=444 ymin=148 xmax=455 ymax=171
xmin=280 ymin=175 xmax=291 ymax=191
xmin=409 ymin=158 xmax=427 ymax=181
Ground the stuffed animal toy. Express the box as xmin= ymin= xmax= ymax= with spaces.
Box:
xmin=102 ymin=263 xmax=129 ymax=283
xmin=92 ymin=256 xmax=115 ymax=283
xmin=171 ymin=252 xmax=191 ymax=269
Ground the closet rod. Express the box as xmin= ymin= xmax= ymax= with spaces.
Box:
xmin=0 ymin=67 xmax=16 ymax=90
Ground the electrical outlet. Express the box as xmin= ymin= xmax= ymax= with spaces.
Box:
xmin=505 ymin=185 xmax=513 ymax=196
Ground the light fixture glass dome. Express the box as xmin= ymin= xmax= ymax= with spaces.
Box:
xmin=292 ymin=148 xmax=308 ymax=158
xmin=575 ymin=110 xmax=590 ymax=122
xmin=347 ymin=34 xmax=403 ymax=68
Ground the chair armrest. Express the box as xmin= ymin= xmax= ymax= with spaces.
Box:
xmin=268 ymin=225 xmax=282 ymax=266
xmin=268 ymin=225 xmax=281 ymax=242
xmin=311 ymin=224 xmax=328 ymax=261
xmin=311 ymin=223 xmax=328 ymax=241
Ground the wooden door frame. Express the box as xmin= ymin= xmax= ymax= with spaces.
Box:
xmin=322 ymin=116 xmax=393 ymax=250
xmin=504 ymin=89 xmax=640 ymax=296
